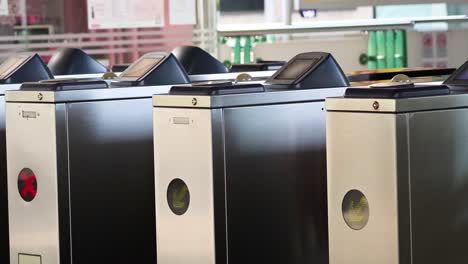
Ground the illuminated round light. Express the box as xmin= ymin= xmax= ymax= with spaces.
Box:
xmin=167 ymin=179 xmax=190 ymax=216
xmin=18 ymin=168 xmax=38 ymax=202
xmin=342 ymin=190 xmax=369 ymax=230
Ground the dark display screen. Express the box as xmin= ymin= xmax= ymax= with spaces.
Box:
xmin=220 ymin=0 xmax=263 ymax=11
xmin=456 ymin=67 xmax=468 ymax=80
xmin=275 ymin=58 xmax=320 ymax=80
xmin=0 ymin=55 xmax=30 ymax=80
xmin=121 ymin=57 xmax=163 ymax=78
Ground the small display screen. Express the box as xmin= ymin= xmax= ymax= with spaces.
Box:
xmin=121 ymin=57 xmax=163 ymax=78
xmin=0 ymin=55 xmax=30 ymax=80
xmin=275 ymin=58 xmax=320 ymax=80
xmin=455 ymin=67 xmax=468 ymax=80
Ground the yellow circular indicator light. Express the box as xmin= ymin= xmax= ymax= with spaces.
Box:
xmin=167 ymin=179 xmax=190 ymax=216
xmin=342 ymin=190 xmax=369 ymax=230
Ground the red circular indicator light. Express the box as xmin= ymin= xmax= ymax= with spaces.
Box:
xmin=18 ymin=168 xmax=38 ymax=202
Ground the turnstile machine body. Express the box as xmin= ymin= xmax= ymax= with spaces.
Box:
xmin=6 ymin=53 xmax=191 ymax=264
xmin=153 ymin=52 xmax=349 ymax=264
xmin=0 ymin=53 xmax=53 ymax=264
xmin=326 ymin=80 xmax=468 ymax=263
xmin=5 ymin=51 xmax=276 ymax=264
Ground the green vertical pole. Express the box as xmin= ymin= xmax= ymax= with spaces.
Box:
xmin=385 ymin=30 xmax=396 ymax=69
xmin=368 ymin=31 xmax=378 ymax=70
xmin=244 ymin=36 xmax=252 ymax=64
xmin=376 ymin=30 xmax=387 ymax=69
xmin=234 ymin=36 xmax=241 ymax=64
xmin=395 ymin=30 xmax=407 ymax=68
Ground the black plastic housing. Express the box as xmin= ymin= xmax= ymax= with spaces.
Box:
xmin=172 ymin=46 xmax=229 ymax=75
xmin=0 ymin=54 xmax=53 ymax=84
xmin=444 ymin=59 xmax=468 ymax=88
xmin=48 ymin=48 xmax=108 ymax=75
xmin=170 ymin=83 xmax=265 ymax=95
xmin=230 ymin=62 xmax=285 ymax=72
xmin=266 ymin=52 xmax=349 ymax=89
xmin=113 ymin=53 xmax=190 ymax=87
xmin=21 ymin=79 xmax=108 ymax=91
xmin=345 ymin=85 xmax=450 ymax=98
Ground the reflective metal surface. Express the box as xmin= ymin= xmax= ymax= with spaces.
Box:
xmin=7 ymin=103 xmax=60 ymax=264
xmin=326 ymin=92 xmax=468 ymax=113
xmin=223 ymin=102 xmax=328 ymax=264
xmin=188 ymin=71 xmax=275 ymax=82
xmin=66 ymin=99 xmax=156 ymax=264
xmin=327 ymin=111 xmax=401 ymax=264
xmin=327 ymin=98 xmax=468 ymax=263
xmin=154 ymin=108 xmax=216 ymax=264
xmin=154 ymin=97 xmax=334 ymax=264
xmin=153 ymin=87 xmax=346 ymax=108
xmin=408 ymin=109 xmax=468 ymax=263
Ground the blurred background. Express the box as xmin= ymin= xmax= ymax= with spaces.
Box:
xmin=0 ymin=0 xmax=467 ymax=72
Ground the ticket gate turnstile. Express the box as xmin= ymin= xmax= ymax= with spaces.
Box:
xmin=326 ymin=60 xmax=468 ymax=263
xmin=5 ymin=49 xmax=278 ymax=264
xmin=153 ymin=52 xmax=349 ymax=264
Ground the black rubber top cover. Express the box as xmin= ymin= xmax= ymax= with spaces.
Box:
xmin=345 ymin=85 xmax=450 ymax=98
xmin=230 ymin=62 xmax=285 ymax=72
xmin=170 ymin=83 xmax=265 ymax=95
xmin=21 ymin=78 xmax=108 ymax=91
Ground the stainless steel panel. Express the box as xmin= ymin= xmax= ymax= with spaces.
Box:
xmin=6 ymin=91 xmax=56 ymax=103
xmin=154 ymin=107 xmax=216 ymax=264
xmin=153 ymin=87 xmax=346 ymax=108
xmin=7 ymin=103 xmax=60 ymax=264
xmin=326 ymin=93 xmax=468 ymax=113
xmin=327 ymin=111 xmax=400 ymax=264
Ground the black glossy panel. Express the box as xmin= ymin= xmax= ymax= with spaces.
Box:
xmin=223 ymin=102 xmax=328 ymax=264
xmin=172 ymin=46 xmax=228 ymax=75
xmin=230 ymin=62 xmax=285 ymax=72
xmin=48 ymin=48 xmax=107 ymax=75
xmin=444 ymin=59 xmax=468 ymax=86
xmin=0 ymin=97 xmax=8 ymax=264
xmin=66 ymin=99 xmax=156 ymax=264
xmin=21 ymin=79 xmax=108 ymax=91
xmin=170 ymin=83 xmax=264 ymax=95
xmin=55 ymin=104 xmax=71 ymax=264
xmin=409 ymin=110 xmax=468 ymax=263
xmin=0 ymin=54 xmax=53 ymax=84
xmin=345 ymin=85 xmax=450 ymax=99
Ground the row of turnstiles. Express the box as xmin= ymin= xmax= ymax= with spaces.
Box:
xmin=0 ymin=46 xmax=468 ymax=264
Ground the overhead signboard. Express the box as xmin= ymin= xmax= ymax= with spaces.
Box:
xmin=300 ymin=0 xmax=465 ymax=9
xmin=87 ymin=0 xmax=164 ymax=29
